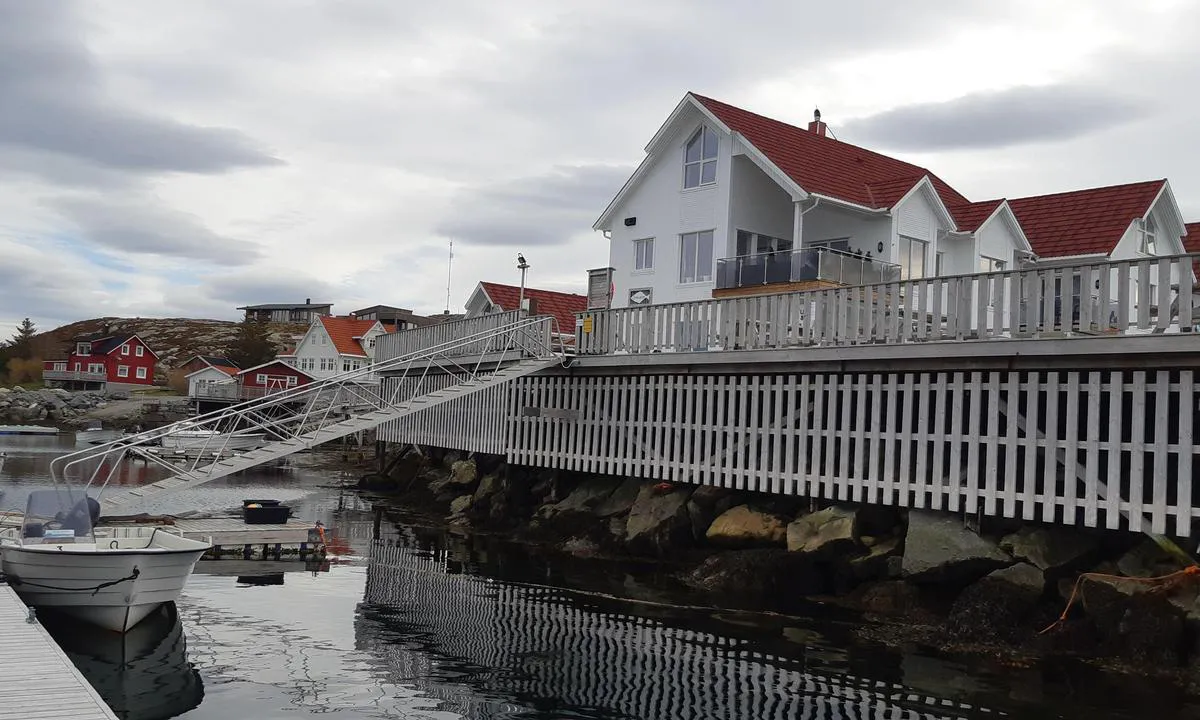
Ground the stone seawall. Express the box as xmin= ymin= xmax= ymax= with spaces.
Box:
xmin=362 ymin=446 xmax=1200 ymax=686
xmin=0 ymin=387 xmax=190 ymax=429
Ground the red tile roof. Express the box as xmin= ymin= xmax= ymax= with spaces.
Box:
xmin=319 ymin=316 xmax=382 ymax=357
xmin=950 ymin=199 xmax=1005 ymax=232
xmin=1008 ymin=180 xmax=1165 ymax=258
xmin=210 ymin=364 xmax=239 ymax=377
xmin=479 ymin=282 xmax=588 ymax=334
xmin=1183 ymin=222 xmax=1200 ymax=283
xmin=692 ymin=94 xmax=969 ymax=211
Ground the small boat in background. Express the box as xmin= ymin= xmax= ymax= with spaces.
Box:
xmin=159 ymin=428 xmax=265 ymax=452
xmin=0 ymin=425 xmax=59 ymax=436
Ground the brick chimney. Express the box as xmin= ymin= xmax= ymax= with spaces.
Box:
xmin=807 ymin=108 xmax=827 ymax=137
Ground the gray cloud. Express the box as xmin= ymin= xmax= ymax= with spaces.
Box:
xmin=0 ymin=1 xmax=282 ymax=178
xmin=203 ymin=272 xmax=339 ymax=308
xmin=51 ymin=195 xmax=262 ymax=266
xmin=436 ymin=165 xmax=630 ymax=247
xmin=841 ymin=84 xmax=1143 ymax=152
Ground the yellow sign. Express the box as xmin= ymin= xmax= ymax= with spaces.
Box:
xmin=582 ymin=316 xmax=594 ymax=334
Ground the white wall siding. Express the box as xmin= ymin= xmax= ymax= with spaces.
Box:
xmin=187 ymin=367 xmax=231 ymax=397
xmin=606 ymin=109 xmax=732 ymax=309
xmin=976 ymin=215 xmax=1024 ymax=270
xmin=800 ymin=205 xmax=891 ymax=258
xmin=893 ymin=189 xmax=944 ymax=271
xmin=727 ymin=155 xmax=792 ymax=255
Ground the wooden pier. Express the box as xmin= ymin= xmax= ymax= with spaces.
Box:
xmin=0 ymin=585 xmax=118 ymax=720
xmin=173 ymin=516 xmax=326 ymax=559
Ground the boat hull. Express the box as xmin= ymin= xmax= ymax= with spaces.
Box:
xmin=0 ymin=540 xmax=209 ymax=632
xmin=159 ymin=432 xmax=264 ymax=452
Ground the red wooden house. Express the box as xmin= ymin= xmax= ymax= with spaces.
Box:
xmin=236 ymin=359 xmax=315 ymax=399
xmin=43 ymin=334 xmax=159 ymax=391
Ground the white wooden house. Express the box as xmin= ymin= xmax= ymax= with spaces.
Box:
xmin=278 ymin=316 xmax=391 ymax=381
xmin=594 ymin=92 xmax=1189 ymax=328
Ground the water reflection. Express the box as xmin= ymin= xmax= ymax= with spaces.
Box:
xmin=45 ymin=603 xmax=204 ymax=720
xmin=359 ymin=537 xmax=1004 ymax=720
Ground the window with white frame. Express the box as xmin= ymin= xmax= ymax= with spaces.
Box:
xmin=1139 ymin=215 xmax=1157 ymax=254
xmin=683 ymin=126 xmax=718 ymax=189
xmin=135 ymin=346 xmax=144 ymax=357
xmin=116 ymin=366 xmax=129 ymax=378
xmin=935 ymin=251 xmax=946 ymax=276
xmin=135 ymin=367 xmax=147 ymax=379
xmin=979 ymin=255 xmax=1006 ymax=273
xmin=288 ymin=376 xmax=298 ymax=386
xmin=256 ymin=373 xmax=267 ymax=384
xmin=898 ymin=236 xmax=927 ymax=280
xmin=88 ymin=363 xmax=104 ymax=374
xmin=679 ymin=231 xmax=714 ymax=284
xmin=736 ymin=230 xmax=793 ymax=256
xmin=633 ymin=238 xmax=654 ymax=271
xmin=76 ymin=343 xmax=91 ymax=356
xmin=121 ymin=344 xmax=130 ymax=355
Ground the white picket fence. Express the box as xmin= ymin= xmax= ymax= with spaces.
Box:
xmin=577 ymin=253 xmax=1198 ymax=355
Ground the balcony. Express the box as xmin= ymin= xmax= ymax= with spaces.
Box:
xmin=43 ymin=370 xmax=107 ymax=383
xmin=192 ymin=384 xmax=296 ymax=401
xmin=714 ymin=247 xmax=901 ymax=297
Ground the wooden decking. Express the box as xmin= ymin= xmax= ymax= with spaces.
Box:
xmin=172 ymin=517 xmax=321 ymax=547
xmin=0 ymin=585 xmax=118 ymax=720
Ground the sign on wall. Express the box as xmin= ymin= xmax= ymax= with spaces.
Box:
xmin=628 ymin=288 xmax=652 ymax=306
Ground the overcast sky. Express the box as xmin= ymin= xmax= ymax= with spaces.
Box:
xmin=3 ymin=0 xmax=1199 ymax=333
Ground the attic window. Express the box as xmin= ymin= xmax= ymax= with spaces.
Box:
xmin=684 ymin=126 xmax=718 ymax=188
xmin=1139 ymin=216 xmax=1157 ymax=255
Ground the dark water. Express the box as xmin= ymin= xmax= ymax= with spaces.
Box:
xmin=3 ymin=433 xmax=1198 ymax=719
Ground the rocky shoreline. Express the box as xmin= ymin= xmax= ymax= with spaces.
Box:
xmin=0 ymin=386 xmax=189 ymax=429
xmin=363 ymin=446 xmax=1200 ymax=690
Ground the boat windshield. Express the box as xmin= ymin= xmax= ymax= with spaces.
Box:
xmin=21 ymin=489 xmax=98 ymax=543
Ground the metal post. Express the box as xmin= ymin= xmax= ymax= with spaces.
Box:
xmin=517 ymin=253 xmax=530 ymax=316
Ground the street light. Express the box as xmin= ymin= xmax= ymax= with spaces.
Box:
xmin=517 ymin=253 xmax=529 ymax=315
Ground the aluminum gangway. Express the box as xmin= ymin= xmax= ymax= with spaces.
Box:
xmin=47 ymin=316 xmax=566 ymax=514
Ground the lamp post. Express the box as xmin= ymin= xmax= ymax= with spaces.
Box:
xmin=517 ymin=253 xmax=529 ymax=315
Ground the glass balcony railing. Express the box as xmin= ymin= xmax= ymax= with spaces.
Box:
xmin=714 ymin=246 xmax=901 ymax=290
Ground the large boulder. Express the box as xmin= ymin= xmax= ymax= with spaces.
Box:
xmin=902 ymin=510 xmax=1011 ymax=585
xmin=623 ymin=484 xmax=694 ymax=556
xmin=685 ymin=485 xmax=737 ymax=541
xmin=684 ymin=549 xmax=828 ymax=609
xmin=1116 ymin=539 xmax=1184 ymax=579
xmin=448 ymin=494 xmax=472 ymax=517
xmin=447 ymin=459 xmax=478 ymax=490
xmin=787 ymin=506 xmax=859 ymax=557
xmin=946 ymin=563 xmax=1046 ymax=644
xmin=546 ymin=476 xmax=621 ymax=516
xmin=845 ymin=536 xmax=902 ymax=583
xmin=593 ymin=478 xmax=643 ymax=518
xmin=1079 ymin=576 xmax=1189 ymax=666
xmin=704 ymin=505 xmax=788 ymax=548
xmin=999 ymin=526 xmax=1100 ymax=575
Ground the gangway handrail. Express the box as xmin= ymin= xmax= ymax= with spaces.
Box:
xmin=51 ymin=314 xmax=565 ymax=498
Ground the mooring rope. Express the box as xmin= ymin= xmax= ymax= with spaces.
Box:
xmin=1 ymin=567 xmax=140 ymax=597
xmin=1039 ymin=565 xmax=1200 ymax=634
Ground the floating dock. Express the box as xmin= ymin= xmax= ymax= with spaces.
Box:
xmin=0 ymin=585 xmax=119 ymax=720
xmin=96 ymin=516 xmax=327 ymax=561
xmin=0 ymin=425 xmax=59 ymax=436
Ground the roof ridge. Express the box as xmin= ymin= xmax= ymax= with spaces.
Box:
xmin=690 ymin=93 xmax=951 ymax=187
xmin=1009 ymin=178 xmax=1166 ymax=203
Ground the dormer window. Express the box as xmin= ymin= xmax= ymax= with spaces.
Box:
xmin=684 ymin=126 xmax=718 ymax=188
xmin=1139 ymin=215 xmax=1157 ymax=254
xmin=76 ymin=343 xmax=91 ymax=356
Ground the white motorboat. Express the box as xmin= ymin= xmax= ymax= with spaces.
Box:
xmin=159 ymin=428 xmax=266 ymax=452
xmin=0 ymin=490 xmax=211 ymax=632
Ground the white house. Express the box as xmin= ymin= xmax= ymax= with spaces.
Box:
xmin=184 ymin=363 xmax=238 ymax=398
xmin=279 ymin=315 xmax=390 ymax=380
xmin=594 ymin=93 xmax=1187 ymax=320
